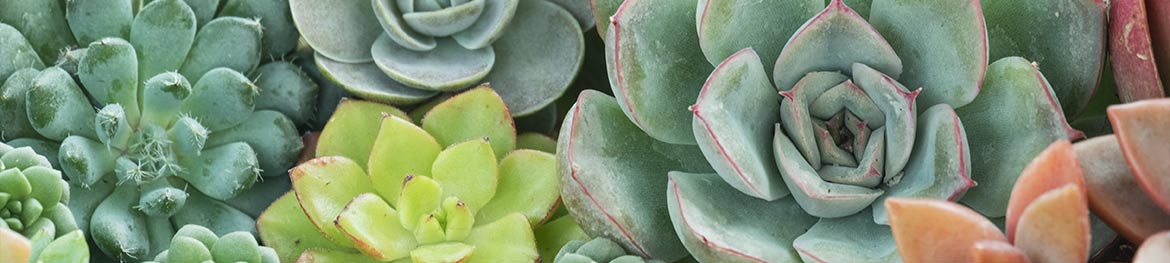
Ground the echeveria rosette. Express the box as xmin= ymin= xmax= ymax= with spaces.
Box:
xmin=0 ymin=142 xmax=89 ymax=263
xmin=257 ymin=87 xmax=567 ymax=262
xmin=561 ymin=0 xmax=1084 ymax=262
xmin=290 ymin=0 xmax=586 ymax=116
xmin=556 ymin=238 xmax=665 ymax=263
xmin=144 ymin=224 xmax=278 ymax=263
xmin=0 ymin=0 xmax=306 ymax=261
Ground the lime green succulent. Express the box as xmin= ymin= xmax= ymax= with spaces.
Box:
xmin=145 ymin=224 xmax=278 ymax=263
xmin=259 ymin=86 xmax=571 ymax=262
xmin=0 ymin=142 xmax=88 ymax=263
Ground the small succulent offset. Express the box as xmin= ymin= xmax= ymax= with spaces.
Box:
xmin=288 ymin=0 xmax=587 ymax=116
xmin=0 ymin=142 xmax=88 ymax=263
xmin=258 ymin=86 xmax=564 ymax=262
xmin=555 ymin=238 xmax=664 ymax=263
xmin=1073 ymin=99 xmax=1170 ymax=246
xmin=1110 ymin=0 xmax=1170 ymax=102
xmin=0 ymin=0 xmax=307 ymax=261
xmin=145 ymin=224 xmax=278 ymax=263
xmin=560 ymin=0 xmax=1094 ymax=262
xmin=886 ymin=140 xmax=1091 ymax=263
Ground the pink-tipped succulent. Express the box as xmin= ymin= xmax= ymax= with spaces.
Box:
xmin=885 ymin=140 xmax=1091 ymax=263
xmin=1074 ymin=99 xmax=1170 ymax=245
xmin=258 ymin=86 xmax=573 ymax=262
xmin=562 ymin=0 xmax=1094 ymax=261
xmin=1110 ymin=0 xmax=1170 ymax=102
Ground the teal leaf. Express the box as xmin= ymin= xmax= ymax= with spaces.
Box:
xmin=371 ymin=37 xmax=494 ymax=91
xmin=290 ymin=0 xmax=382 ymax=62
xmin=65 ymin=0 xmax=134 ymax=46
xmin=314 ymin=53 xmax=437 ymax=106
xmin=131 ymin=0 xmax=198 ymax=80
xmin=480 ymin=0 xmax=584 ymax=117
xmin=179 ymin=17 xmax=262 ymax=79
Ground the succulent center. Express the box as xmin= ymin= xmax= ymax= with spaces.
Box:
xmin=392 ymin=0 xmax=488 ymax=38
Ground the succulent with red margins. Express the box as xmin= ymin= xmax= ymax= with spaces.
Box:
xmin=257 ymin=86 xmax=569 ymax=263
xmin=1110 ymin=0 xmax=1170 ymax=102
xmin=1074 ymin=99 xmax=1170 ymax=246
xmin=886 ymin=140 xmax=1091 ymax=263
xmin=560 ymin=0 xmax=1085 ymax=261
xmin=288 ymin=0 xmax=590 ymax=117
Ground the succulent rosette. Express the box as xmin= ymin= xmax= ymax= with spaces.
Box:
xmin=289 ymin=0 xmax=589 ymax=116
xmin=0 ymin=0 xmax=315 ymax=261
xmin=0 ymin=142 xmax=88 ymax=263
xmin=556 ymin=238 xmax=664 ymax=263
xmin=258 ymin=86 xmax=573 ymax=262
xmin=559 ymin=0 xmax=1096 ymax=262
xmin=145 ymin=224 xmax=278 ymax=263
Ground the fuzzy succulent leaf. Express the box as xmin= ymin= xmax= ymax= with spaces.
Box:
xmin=956 ymin=57 xmax=1082 ymax=217
xmin=0 ymin=0 xmax=75 ymax=64
xmin=558 ymin=90 xmax=713 ymax=261
xmin=666 ymin=172 xmax=815 ymax=262
xmin=78 ymin=38 xmax=141 ymax=121
xmin=91 ymin=184 xmax=150 ymax=262
xmin=0 ymin=69 xmax=42 ymax=141
xmin=983 ymin=0 xmax=1106 ymax=116
xmin=205 ymin=111 xmax=304 ymax=178
xmin=129 ymin=0 xmax=197 ymax=80
xmin=252 ymin=62 xmax=320 ymax=125
xmin=25 ymin=67 xmax=98 ymax=141
xmin=180 ymin=67 xmax=257 ymax=132
xmin=177 ymin=17 xmax=262 ymax=79
xmin=0 ymin=25 xmax=44 ymax=83
xmin=219 ymin=0 xmax=301 ymax=58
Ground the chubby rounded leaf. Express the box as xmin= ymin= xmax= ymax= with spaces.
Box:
xmin=179 ymin=17 xmax=262 ymax=79
xmin=334 ymin=193 xmax=416 ymax=262
xmin=430 ymin=139 xmax=498 ymax=212
xmin=480 ymin=0 xmax=584 ymax=117
xmin=367 ymin=115 xmax=440 ymax=205
xmin=1075 ymin=135 xmax=1170 ymax=243
xmin=289 ymin=0 xmax=381 ymax=62
xmin=252 ymin=62 xmax=320 ymax=125
xmin=257 ymin=193 xmax=354 ymax=263
xmin=180 ymin=68 xmax=257 ymax=132
xmin=314 ymin=53 xmax=437 ymax=105
xmin=1014 ymin=185 xmax=1090 ymax=263
xmin=462 ymin=213 xmax=539 ymax=262
xmin=1004 ymin=140 xmax=1086 ymax=241
xmin=130 ymin=0 xmax=197 ymax=79
xmin=0 ymin=24 xmax=44 ymax=82
xmin=372 ymin=37 xmax=494 ymax=91
xmin=885 ymin=198 xmax=1006 ymax=263
xmin=26 ymin=68 xmax=97 ymax=141
xmin=176 ymin=142 xmax=259 ymax=201
xmin=65 ymin=0 xmax=131 ymax=46
xmin=476 ymin=150 xmax=560 ymax=226
xmin=205 ymin=111 xmax=303 ymax=178
xmin=1108 ymin=99 xmax=1170 ymax=214
xmin=422 ymin=86 xmax=516 ymax=158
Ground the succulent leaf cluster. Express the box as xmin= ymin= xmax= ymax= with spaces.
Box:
xmin=886 ymin=140 xmax=1091 ymax=262
xmin=0 ymin=142 xmax=88 ymax=263
xmin=145 ymin=224 xmax=278 ymax=263
xmin=0 ymin=0 xmax=316 ymax=261
xmin=258 ymin=86 xmax=570 ymax=263
xmin=559 ymin=0 xmax=1100 ymax=262
xmin=555 ymin=238 xmax=664 ymax=263
xmin=288 ymin=0 xmax=589 ymax=116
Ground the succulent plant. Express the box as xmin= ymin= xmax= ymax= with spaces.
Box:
xmin=0 ymin=0 xmax=315 ymax=260
xmin=288 ymin=0 xmax=589 ymax=116
xmin=0 ymin=142 xmax=88 ymax=263
xmin=258 ymin=86 xmax=571 ymax=262
xmin=886 ymin=140 xmax=1091 ymax=263
xmin=559 ymin=0 xmax=1088 ymax=261
xmin=556 ymin=238 xmax=664 ymax=263
xmin=1134 ymin=231 xmax=1170 ymax=263
xmin=1073 ymin=99 xmax=1170 ymax=246
xmin=1110 ymin=0 xmax=1170 ymax=102
xmin=144 ymin=224 xmax=278 ymax=263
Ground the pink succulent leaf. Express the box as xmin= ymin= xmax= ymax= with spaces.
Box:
xmin=1134 ymin=231 xmax=1170 ymax=263
xmin=971 ymin=240 xmax=1030 ymax=263
xmin=1074 ymin=135 xmax=1170 ymax=244
xmin=1013 ymin=184 xmax=1090 ymax=263
xmin=1110 ymin=0 xmax=1167 ymax=102
xmin=1004 ymin=140 xmax=1086 ymax=242
xmin=885 ymin=198 xmax=1007 ymax=263
xmin=1108 ymin=98 xmax=1170 ymax=214
xmin=696 ymin=0 xmax=822 ymax=72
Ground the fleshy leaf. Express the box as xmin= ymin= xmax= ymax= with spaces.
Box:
xmin=792 ymin=210 xmax=899 ymax=263
xmin=252 ymin=61 xmax=319 ymax=125
xmin=0 ymin=22 xmax=45 ymax=83
xmin=430 ymin=139 xmax=498 ymax=212
xmin=971 ymin=240 xmax=1029 ymax=263
xmin=78 ymin=38 xmax=140 ymax=121
xmin=774 ymin=124 xmax=884 ymax=218
xmin=397 ymin=175 xmax=442 ymax=231
xmin=691 ymin=49 xmax=786 ymax=200
xmin=289 ymin=0 xmax=381 ymax=62
xmin=290 ymin=157 xmax=375 ymax=248
xmin=257 ymin=192 xmax=355 ymax=263
xmin=870 ymin=0 xmax=987 ymax=108
xmin=983 ymin=0 xmax=1106 ymax=116
xmin=314 ymin=53 xmax=437 ymax=105
xmin=178 ymin=17 xmax=262 ymax=79
xmin=851 ymin=63 xmax=917 ymax=179
xmin=535 ymin=215 xmax=589 ymax=262
xmin=335 ymin=193 xmax=416 ymax=262
xmin=371 ymin=36 xmax=494 ymax=91
xmin=367 ymin=115 xmax=440 ymax=205
xmin=606 ymin=0 xmax=713 ymax=144
xmin=130 ymin=0 xmax=197 ymax=80
xmin=874 ymin=104 xmax=974 ymax=224
xmin=401 ymin=0 xmax=484 ymax=37
xmin=1004 ymin=140 xmax=1086 ymax=241
xmin=140 ymin=72 xmax=192 ymax=127
xmin=476 ymin=150 xmax=560 ymax=226
xmin=57 ymin=136 xmax=116 ymax=188
xmin=64 ymin=0 xmax=133 ymax=47
xmin=1134 ymin=231 xmax=1170 ymax=263
xmin=175 ymin=142 xmax=259 ymax=200
xmin=219 ymin=0 xmax=301 ymax=57
xmin=0 ymin=0 xmax=76 ymax=64
xmin=296 ymin=248 xmax=380 ymax=263
xmin=372 ymin=0 xmax=437 ymax=51
xmin=479 ymin=0 xmax=584 ymax=117
xmin=1074 ymin=135 xmax=1170 ymax=243
xmin=462 ymin=213 xmax=539 ymax=262
xmin=516 ymin=133 xmax=556 ymax=153
xmin=0 ymin=69 xmax=42 ymax=140
xmin=885 ymin=198 xmax=1006 ymax=263
xmin=558 ymin=91 xmax=712 ymax=261
xmin=451 ymin=0 xmax=519 ymax=49
xmin=204 ymin=111 xmax=303 ymax=178
xmin=421 ymin=86 xmax=516 ymax=158
xmin=91 ymin=184 xmax=150 ymax=262
xmin=315 ymin=99 xmax=408 ymax=169
xmin=667 ymin=172 xmax=816 ymax=262
xmin=591 ymin=0 xmax=622 ymax=36
xmin=957 ymin=57 xmax=1081 ymax=217
xmin=180 ymin=68 xmax=256 ymax=132
xmin=1013 ymin=185 xmax=1090 ymax=263
xmin=1108 ymin=99 xmax=1170 ymax=214
xmin=410 ymin=242 xmax=475 ymax=262
xmin=26 ymin=68 xmax=98 ymax=141
xmin=773 ymin=0 xmax=902 ymax=92
xmin=1110 ymin=0 xmax=1169 ymax=102
xmin=696 ymin=0 xmax=822 ymax=72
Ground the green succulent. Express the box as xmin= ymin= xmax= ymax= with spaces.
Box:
xmin=559 ymin=0 xmax=1100 ymax=262
xmin=258 ymin=86 xmax=573 ymax=262
xmin=145 ymin=224 xmax=278 ymax=263
xmin=556 ymin=238 xmax=664 ymax=263
xmin=0 ymin=0 xmax=318 ymax=261
xmin=288 ymin=0 xmax=589 ymax=116
xmin=0 ymin=142 xmax=88 ymax=263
